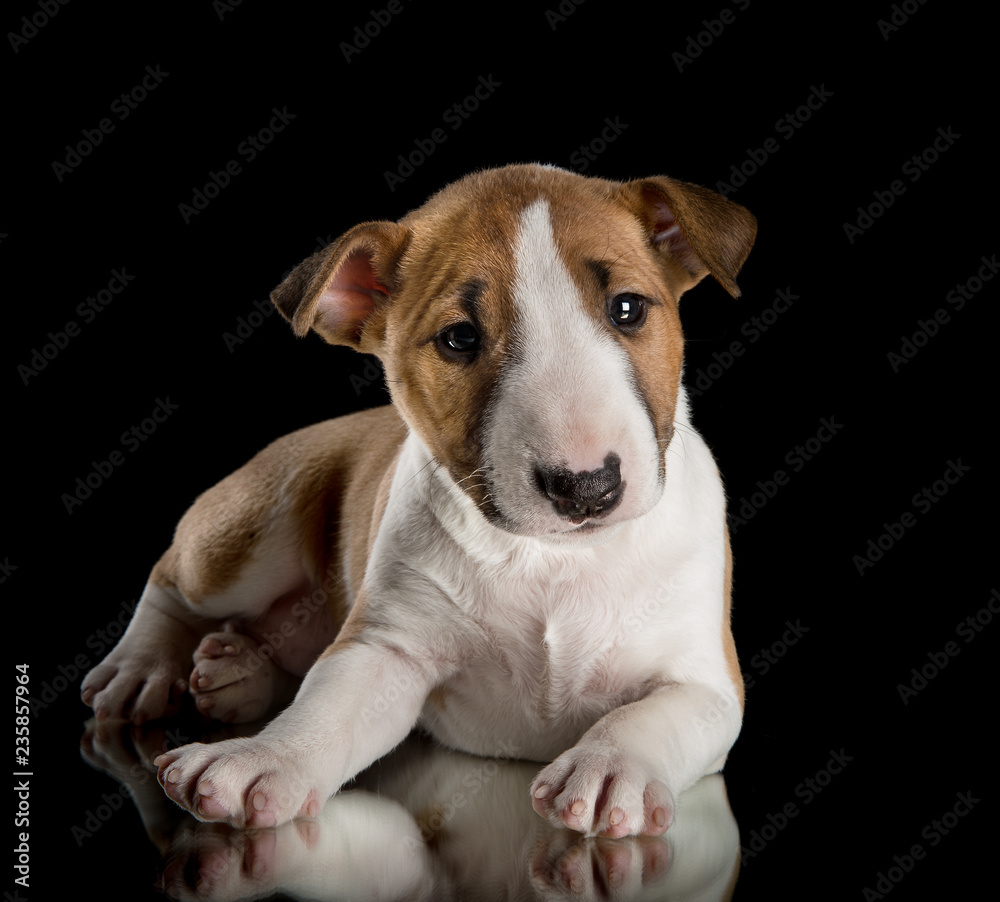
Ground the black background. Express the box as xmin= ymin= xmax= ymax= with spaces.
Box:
xmin=5 ymin=1 xmax=996 ymax=899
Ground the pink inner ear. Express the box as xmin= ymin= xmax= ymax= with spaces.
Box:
xmin=648 ymin=195 xmax=702 ymax=275
xmin=315 ymin=250 xmax=389 ymax=342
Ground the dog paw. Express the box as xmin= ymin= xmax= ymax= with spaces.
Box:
xmin=530 ymin=832 xmax=672 ymax=896
xmin=155 ymin=738 xmax=327 ymax=828
xmin=160 ymin=824 xmax=286 ymax=900
xmin=530 ymin=748 xmax=675 ymax=838
xmin=82 ymin=647 xmax=193 ymax=725
xmin=190 ymin=630 xmax=295 ymax=724
xmin=81 ymin=601 xmax=201 ymax=725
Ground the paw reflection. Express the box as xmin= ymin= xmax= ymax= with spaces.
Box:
xmin=82 ymin=722 xmax=738 ymax=901
xmin=160 ymin=824 xmax=284 ymax=901
xmin=531 ymin=832 xmax=672 ymax=899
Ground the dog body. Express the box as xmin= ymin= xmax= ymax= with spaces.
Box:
xmin=82 ymin=164 xmax=755 ymax=837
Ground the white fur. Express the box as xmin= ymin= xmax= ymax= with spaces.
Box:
xmin=152 ymin=186 xmax=741 ymax=838
xmin=482 ymin=199 xmax=662 ymax=536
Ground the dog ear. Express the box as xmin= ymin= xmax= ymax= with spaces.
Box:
xmin=623 ymin=177 xmax=757 ymax=298
xmin=271 ymin=221 xmax=411 ymax=350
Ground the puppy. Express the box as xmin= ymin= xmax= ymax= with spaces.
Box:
xmin=81 ymin=163 xmax=756 ymax=838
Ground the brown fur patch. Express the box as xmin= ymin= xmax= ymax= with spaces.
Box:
xmin=381 ymin=165 xmax=752 ymax=506
xmin=426 ymin=684 xmax=451 ymax=713
xmin=173 ymin=165 xmax=752 ymax=676
xmin=317 ymin=595 xmax=372 ymax=660
xmin=379 ymin=171 xmax=531 ymax=511
xmin=724 ymin=839 xmax=741 ymax=900
xmin=619 ymin=177 xmax=757 ymax=298
xmin=542 ymin=175 xmax=687 ymax=462
xmin=150 ymin=406 xmax=407 ymax=635
xmin=413 ymin=804 xmax=449 ymax=848
xmin=160 ymin=463 xmax=276 ymax=605
xmin=269 ymin=165 xmax=754 ymax=522
xmin=722 ymin=522 xmax=745 ymax=713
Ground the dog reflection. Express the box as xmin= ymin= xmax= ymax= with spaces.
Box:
xmin=81 ymin=721 xmax=739 ymax=901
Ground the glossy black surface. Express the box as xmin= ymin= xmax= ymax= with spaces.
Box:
xmin=8 ymin=2 xmax=993 ymax=899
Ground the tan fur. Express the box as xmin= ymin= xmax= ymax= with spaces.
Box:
xmin=316 ymin=597 xmax=371 ymax=660
xmin=87 ymin=165 xmax=757 ymax=844
xmin=146 ymin=164 xmax=751 ymax=701
xmin=722 ymin=523 xmax=744 ymax=713
xmin=426 ymin=685 xmax=452 ymax=713
xmin=543 ymin=179 xmax=688 ymax=459
xmin=619 ymin=177 xmax=757 ymax=298
xmin=264 ymin=163 xmax=752 ymax=695
xmin=151 ymin=406 xmax=406 ymax=633
xmin=272 ymin=165 xmax=753 ymax=522
xmin=153 ymin=461 xmax=275 ymax=605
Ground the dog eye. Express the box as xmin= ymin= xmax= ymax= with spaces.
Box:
xmin=436 ymin=322 xmax=481 ymax=359
xmin=608 ymin=293 xmax=647 ymax=329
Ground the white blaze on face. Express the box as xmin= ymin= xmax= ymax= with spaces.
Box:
xmin=482 ymin=199 xmax=662 ymax=537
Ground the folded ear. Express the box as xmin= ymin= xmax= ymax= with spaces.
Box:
xmin=623 ymin=177 xmax=757 ymax=298
xmin=270 ymin=221 xmax=411 ymax=350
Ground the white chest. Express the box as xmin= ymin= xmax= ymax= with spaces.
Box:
xmin=419 ymin=555 xmax=678 ymax=758
xmin=382 ymin=426 xmax=727 ymax=759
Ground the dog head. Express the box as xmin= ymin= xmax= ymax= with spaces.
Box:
xmin=272 ymin=164 xmax=755 ymax=541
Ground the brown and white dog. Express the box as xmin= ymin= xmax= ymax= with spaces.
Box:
xmin=81 ymin=163 xmax=756 ymax=838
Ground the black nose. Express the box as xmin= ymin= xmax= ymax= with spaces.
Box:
xmin=535 ymin=454 xmax=624 ymax=523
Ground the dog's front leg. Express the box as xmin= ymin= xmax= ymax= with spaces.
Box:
xmin=154 ymin=636 xmax=443 ymax=828
xmin=530 ymin=681 xmax=741 ymax=838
